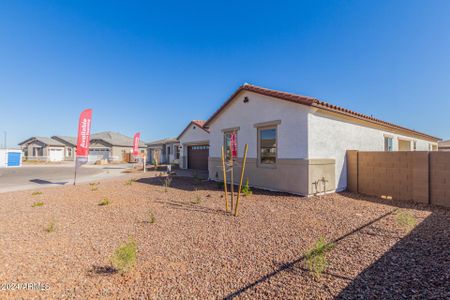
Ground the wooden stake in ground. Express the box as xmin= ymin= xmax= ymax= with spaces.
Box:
xmin=230 ymin=152 xmax=234 ymax=214
xmin=234 ymin=144 xmax=248 ymax=217
xmin=221 ymin=146 xmax=229 ymax=212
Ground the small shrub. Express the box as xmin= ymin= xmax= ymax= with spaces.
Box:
xmin=241 ymin=178 xmax=253 ymax=197
xmin=148 ymin=211 xmax=155 ymax=224
xmin=99 ymin=198 xmax=110 ymax=206
xmin=217 ymin=181 xmax=224 ymax=190
xmin=396 ymin=211 xmax=416 ymax=231
xmin=162 ymin=176 xmax=172 ymax=192
xmin=191 ymin=194 xmax=201 ymax=205
xmin=110 ymin=238 xmax=137 ymax=273
xmin=32 ymin=191 xmax=42 ymax=196
xmin=125 ymin=179 xmax=133 ymax=186
xmin=89 ymin=182 xmax=100 ymax=191
xmin=32 ymin=202 xmax=44 ymax=207
xmin=45 ymin=220 xmax=56 ymax=233
xmin=305 ymin=237 xmax=334 ymax=278
xmin=152 ymin=156 xmax=159 ymax=169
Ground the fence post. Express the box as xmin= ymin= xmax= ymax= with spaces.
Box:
xmin=356 ymin=151 xmax=359 ymax=194
xmin=428 ymin=151 xmax=431 ymax=205
xmin=346 ymin=150 xmax=359 ymax=193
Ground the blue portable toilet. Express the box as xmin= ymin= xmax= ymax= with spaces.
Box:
xmin=6 ymin=150 xmax=22 ymax=167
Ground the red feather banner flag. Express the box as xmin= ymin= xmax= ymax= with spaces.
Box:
xmin=74 ymin=109 xmax=92 ymax=184
xmin=133 ymin=132 xmax=140 ymax=156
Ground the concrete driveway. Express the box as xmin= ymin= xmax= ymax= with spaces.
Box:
xmin=0 ymin=164 xmax=133 ymax=193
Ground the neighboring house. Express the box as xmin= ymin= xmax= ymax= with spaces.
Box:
xmin=204 ymin=83 xmax=441 ymax=196
xmin=177 ymin=120 xmax=210 ymax=170
xmin=51 ymin=136 xmax=77 ymax=161
xmin=89 ymin=131 xmax=147 ymax=162
xmin=146 ymin=138 xmax=180 ymax=165
xmin=18 ymin=137 xmax=66 ymax=162
xmin=438 ymin=140 xmax=450 ymax=151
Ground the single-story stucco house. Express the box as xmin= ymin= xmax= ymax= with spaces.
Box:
xmin=204 ymin=83 xmax=441 ymax=196
xmin=19 ymin=137 xmax=66 ymax=162
xmin=146 ymin=138 xmax=180 ymax=165
xmin=89 ymin=131 xmax=147 ymax=162
xmin=438 ymin=140 xmax=450 ymax=151
xmin=177 ymin=120 xmax=210 ymax=170
xmin=52 ymin=136 xmax=77 ymax=161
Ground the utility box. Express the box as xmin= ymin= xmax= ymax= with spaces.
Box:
xmin=0 ymin=149 xmax=23 ymax=168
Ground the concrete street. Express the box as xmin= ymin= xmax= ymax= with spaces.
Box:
xmin=0 ymin=163 xmax=134 ymax=193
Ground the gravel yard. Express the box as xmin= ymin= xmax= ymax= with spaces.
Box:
xmin=0 ymin=172 xmax=449 ymax=299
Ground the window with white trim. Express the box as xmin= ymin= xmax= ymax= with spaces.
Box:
xmin=223 ymin=131 xmax=237 ymax=160
xmin=258 ymin=127 xmax=277 ymax=164
xmin=384 ymin=136 xmax=393 ymax=152
xmin=175 ymin=146 xmax=180 ymax=159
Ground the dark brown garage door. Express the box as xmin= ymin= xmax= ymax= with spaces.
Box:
xmin=188 ymin=145 xmax=209 ymax=170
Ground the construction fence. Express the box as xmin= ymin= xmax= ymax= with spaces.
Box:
xmin=347 ymin=150 xmax=450 ymax=208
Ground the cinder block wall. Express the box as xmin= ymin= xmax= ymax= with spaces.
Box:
xmin=347 ymin=150 xmax=450 ymax=208
xmin=430 ymin=152 xmax=450 ymax=207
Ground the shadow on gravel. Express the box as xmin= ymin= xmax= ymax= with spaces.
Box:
xmin=136 ymin=176 xmax=301 ymax=199
xmin=224 ymin=192 xmax=450 ymax=299
xmin=339 ymin=192 xmax=437 ymax=212
xmin=155 ymin=199 xmax=229 ymax=216
xmin=88 ymin=265 xmax=118 ymax=276
xmin=30 ymin=179 xmax=68 ymax=185
xmin=336 ymin=210 xmax=450 ymax=299
xmin=136 ymin=176 xmax=212 ymax=192
xmin=224 ymin=210 xmax=397 ymax=299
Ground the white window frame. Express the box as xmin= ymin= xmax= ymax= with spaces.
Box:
xmin=257 ymin=125 xmax=278 ymax=168
xmin=223 ymin=129 xmax=238 ymax=160
xmin=384 ymin=135 xmax=394 ymax=152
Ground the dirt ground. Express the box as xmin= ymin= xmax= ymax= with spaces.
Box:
xmin=0 ymin=172 xmax=449 ymax=299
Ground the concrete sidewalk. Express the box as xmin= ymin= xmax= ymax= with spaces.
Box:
xmin=0 ymin=164 xmax=134 ymax=193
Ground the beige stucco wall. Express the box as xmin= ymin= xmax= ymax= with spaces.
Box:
xmin=111 ymin=146 xmax=147 ymax=162
xmin=22 ymin=141 xmax=66 ymax=161
xmin=89 ymin=140 xmax=146 ymax=162
xmin=209 ymin=157 xmax=335 ymax=196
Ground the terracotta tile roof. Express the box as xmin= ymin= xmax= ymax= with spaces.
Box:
xmin=204 ymin=83 xmax=441 ymax=141
xmin=192 ymin=120 xmax=206 ymax=128
xmin=177 ymin=120 xmax=209 ymax=140
xmin=439 ymin=140 xmax=450 ymax=148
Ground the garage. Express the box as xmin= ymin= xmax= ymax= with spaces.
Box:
xmin=177 ymin=120 xmax=210 ymax=170
xmin=89 ymin=148 xmax=110 ymax=163
xmin=188 ymin=145 xmax=209 ymax=170
xmin=48 ymin=148 xmax=64 ymax=162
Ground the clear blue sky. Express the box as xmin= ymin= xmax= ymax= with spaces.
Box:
xmin=1 ymin=0 xmax=449 ymax=147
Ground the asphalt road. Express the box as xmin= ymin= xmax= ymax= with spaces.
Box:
xmin=0 ymin=164 xmax=131 ymax=193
